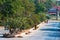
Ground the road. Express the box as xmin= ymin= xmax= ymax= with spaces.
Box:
xmin=0 ymin=20 xmax=60 ymax=40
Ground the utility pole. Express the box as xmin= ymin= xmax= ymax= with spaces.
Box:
xmin=56 ymin=0 xmax=58 ymax=20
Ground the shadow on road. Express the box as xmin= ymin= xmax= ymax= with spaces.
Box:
xmin=40 ymin=28 xmax=60 ymax=32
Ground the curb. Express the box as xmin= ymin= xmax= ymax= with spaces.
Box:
xmin=15 ymin=21 xmax=45 ymax=38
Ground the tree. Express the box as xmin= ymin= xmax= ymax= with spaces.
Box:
xmin=34 ymin=0 xmax=46 ymax=13
xmin=0 ymin=0 xmax=47 ymax=33
xmin=45 ymin=0 xmax=53 ymax=10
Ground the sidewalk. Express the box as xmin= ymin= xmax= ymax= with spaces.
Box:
xmin=16 ymin=20 xmax=60 ymax=38
xmin=0 ymin=21 xmax=46 ymax=38
xmin=15 ymin=21 xmax=46 ymax=38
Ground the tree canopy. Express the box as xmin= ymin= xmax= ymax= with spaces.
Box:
xmin=0 ymin=0 xmax=52 ymax=32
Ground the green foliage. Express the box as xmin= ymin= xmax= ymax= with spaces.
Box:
xmin=45 ymin=0 xmax=53 ymax=10
xmin=31 ymin=14 xmax=41 ymax=25
xmin=39 ymin=13 xmax=47 ymax=22
xmin=0 ymin=0 xmax=47 ymax=31
xmin=34 ymin=0 xmax=46 ymax=14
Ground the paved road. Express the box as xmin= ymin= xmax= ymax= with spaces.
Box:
xmin=0 ymin=20 xmax=60 ymax=40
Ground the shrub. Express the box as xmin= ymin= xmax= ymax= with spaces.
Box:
xmin=39 ymin=13 xmax=47 ymax=22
